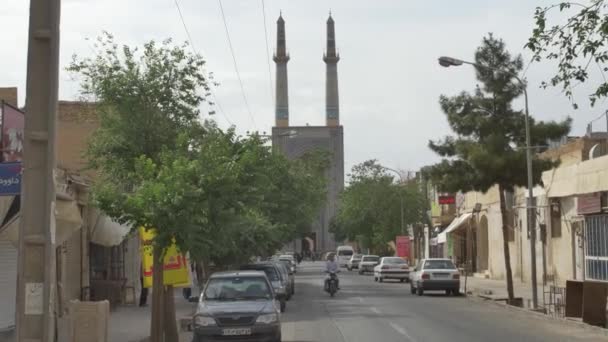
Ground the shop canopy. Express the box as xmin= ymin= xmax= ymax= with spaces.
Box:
xmin=437 ymin=213 xmax=472 ymax=244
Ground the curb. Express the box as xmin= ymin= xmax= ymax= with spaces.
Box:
xmin=466 ymin=293 xmax=608 ymax=337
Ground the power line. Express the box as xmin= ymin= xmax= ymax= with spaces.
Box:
xmin=217 ymin=0 xmax=258 ymax=129
xmin=261 ymin=0 xmax=274 ymax=107
xmin=172 ymin=0 xmax=234 ymax=126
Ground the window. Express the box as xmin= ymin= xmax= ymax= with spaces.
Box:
xmin=550 ymin=199 xmax=562 ymax=238
xmin=204 ymin=277 xmax=272 ymax=301
xmin=584 ymin=215 xmax=608 ymax=281
xmin=423 ymin=259 xmax=456 ymax=270
xmin=362 ymin=256 xmax=379 ymax=262
xmin=383 ymin=258 xmax=406 ymax=264
xmin=338 ymin=250 xmax=353 ymax=256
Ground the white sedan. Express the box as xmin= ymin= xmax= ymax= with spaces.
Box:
xmin=373 ymin=257 xmax=410 ymax=283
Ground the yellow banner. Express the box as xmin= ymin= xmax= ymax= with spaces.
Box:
xmin=140 ymin=227 xmax=191 ymax=288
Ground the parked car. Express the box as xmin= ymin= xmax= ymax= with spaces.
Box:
xmin=409 ymin=258 xmax=460 ymax=296
xmin=277 ymin=257 xmax=296 ymax=275
xmin=240 ymin=263 xmax=288 ymax=312
xmin=346 ymin=254 xmax=363 ymax=271
xmin=358 ymin=255 xmax=380 ymax=275
xmin=274 ymin=261 xmax=295 ymax=297
xmin=373 ymin=257 xmax=410 ymax=283
xmin=192 ymin=271 xmax=282 ymax=342
xmin=279 ymin=255 xmax=296 ymax=273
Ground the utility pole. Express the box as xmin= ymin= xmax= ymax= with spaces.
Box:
xmin=16 ymin=0 xmax=61 ymax=341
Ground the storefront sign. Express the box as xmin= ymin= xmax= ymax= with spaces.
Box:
xmin=1 ymin=102 xmax=24 ymax=162
xmin=0 ymin=162 xmax=21 ymax=195
xmin=438 ymin=195 xmax=455 ymax=205
xmin=578 ymin=192 xmax=602 ymax=215
xmin=140 ymin=227 xmax=191 ymax=288
xmin=395 ymin=235 xmax=410 ymax=260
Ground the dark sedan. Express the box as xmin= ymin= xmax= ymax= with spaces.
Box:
xmin=192 ymin=271 xmax=282 ymax=342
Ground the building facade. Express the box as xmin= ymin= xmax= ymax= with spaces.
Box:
xmin=271 ymin=14 xmax=345 ymax=253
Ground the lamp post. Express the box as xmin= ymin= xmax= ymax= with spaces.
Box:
xmin=382 ymin=166 xmax=405 ymax=236
xmin=438 ymin=56 xmax=538 ymax=309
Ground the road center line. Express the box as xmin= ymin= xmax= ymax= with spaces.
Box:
xmin=389 ymin=322 xmax=417 ymax=342
xmin=370 ymin=307 xmax=381 ymax=314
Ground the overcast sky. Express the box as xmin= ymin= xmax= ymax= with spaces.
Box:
xmin=1 ymin=0 xmax=605 ymax=175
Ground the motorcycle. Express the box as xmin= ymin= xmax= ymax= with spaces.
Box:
xmin=324 ymin=270 xmax=340 ymax=297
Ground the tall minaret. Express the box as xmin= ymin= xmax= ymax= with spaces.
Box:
xmin=324 ymin=13 xmax=340 ymax=127
xmin=274 ymin=13 xmax=289 ymax=127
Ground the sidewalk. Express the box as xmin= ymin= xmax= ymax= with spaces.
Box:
xmin=461 ymin=275 xmax=536 ymax=307
xmin=109 ymin=293 xmax=195 ymax=342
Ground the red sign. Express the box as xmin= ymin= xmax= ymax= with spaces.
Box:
xmin=396 ymin=236 xmax=410 ymax=260
xmin=578 ymin=193 xmax=602 ymax=215
xmin=1 ymin=102 xmax=24 ymax=162
xmin=438 ymin=195 xmax=455 ymax=205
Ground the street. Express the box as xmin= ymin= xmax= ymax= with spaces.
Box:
xmin=279 ymin=262 xmax=607 ymax=342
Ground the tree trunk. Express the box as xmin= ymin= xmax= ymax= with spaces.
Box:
xmin=498 ymin=184 xmax=515 ymax=302
xmin=164 ymin=285 xmax=179 ymax=342
xmin=150 ymin=247 xmax=165 ymax=342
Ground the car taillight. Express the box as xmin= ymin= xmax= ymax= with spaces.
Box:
xmin=453 ymin=273 xmax=460 ymax=279
xmin=421 ymin=273 xmax=430 ymax=280
xmin=382 ymin=265 xmax=389 ymax=269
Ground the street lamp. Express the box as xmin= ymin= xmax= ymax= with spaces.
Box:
xmin=438 ymin=56 xmax=538 ymax=309
xmin=382 ymin=166 xmax=405 ymax=236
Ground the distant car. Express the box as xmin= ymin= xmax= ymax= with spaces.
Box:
xmin=373 ymin=257 xmax=410 ymax=283
xmin=192 ymin=271 xmax=281 ymax=342
xmin=358 ymin=255 xmax=380 ymax=275
xmin=347 ymin=254 xmax=363 ymax=271
xmin=239 ymin=263 xmax=288 ymax=312
xmin=409 ymin=258 xmax=460 ymax=296
xmin=323 ymin=252 xmax=336 ymax=261
xmin=278 ymin=257 xmax=296 ymax=274
xmin=336 ymin=245 xmax=355 ymax=267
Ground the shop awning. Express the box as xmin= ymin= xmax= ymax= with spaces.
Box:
xmin=90 ymin=213 xmax=130 ymax=247
xmin=437 ymin=213 xmax=473 ymax=244
xmin=0 ymin=198 xmax=83 ymax=247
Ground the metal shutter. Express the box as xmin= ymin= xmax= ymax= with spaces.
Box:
xmin=0 ymin=240 xmax=17 ymax=329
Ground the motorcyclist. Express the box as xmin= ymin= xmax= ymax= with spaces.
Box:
xmin=325 ymin=254 xmax=340 ymax=290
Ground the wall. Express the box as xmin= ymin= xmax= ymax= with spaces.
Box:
xmin=0 ymin=87 xmax=18 ymax=107
xmin=57 ymin=101 xmax=99 ymax=174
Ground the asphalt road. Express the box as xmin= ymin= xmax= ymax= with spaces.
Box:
xmin=280 ymin=262 xmax=607 ymax=342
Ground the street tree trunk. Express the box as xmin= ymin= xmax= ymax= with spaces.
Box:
xmin=164 ymin=285 xmax=179 ymax=341
xmin=151 ymin=246 xmax=165 ymax=342
xmin=498 ymin=184 xmax=515 ymax=302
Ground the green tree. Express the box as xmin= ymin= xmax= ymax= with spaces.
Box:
xmin=428 ymin=34 xmax=571 ymax=303
xmin=68 ymin=33 xmax=210 ymax=342
xmin=332 ymin=160 xmax=424 ymax=254
xmin=526 ymin=1 xmax=608 ymax=107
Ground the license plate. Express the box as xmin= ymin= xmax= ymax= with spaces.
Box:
xmin=434 ymin=273 xmax=449 ymax=278
xmin=222 ymin=328 xmax=251 ymax=336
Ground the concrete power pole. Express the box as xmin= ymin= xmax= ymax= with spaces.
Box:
xmin=16 ymin=0 xmax=61 ymax=341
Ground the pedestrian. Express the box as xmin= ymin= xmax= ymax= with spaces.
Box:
xmin=139 ymin=264 xmax=148 ymax=307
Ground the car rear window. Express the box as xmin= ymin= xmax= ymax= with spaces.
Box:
xmin=384 ymin=258 xmax=406 ymax=264
xmin=362 ymin=256 xmax=379 ymax=262
xmin=338 ymin=250 xmax=354 ymax=256
xmin=424 ymin=260 xmax=456 ymax=270
xmin=204 ymin=276 xmax=272 ymax=301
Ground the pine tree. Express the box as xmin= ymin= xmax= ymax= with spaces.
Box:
xmin=428 ymin=34 xmax=571 ymax=302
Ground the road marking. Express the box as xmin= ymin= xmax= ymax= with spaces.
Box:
xmin=370 ymin=307 xmax=381 ymax=314
xmin=389 ymin=322 xmax=417 ymax=342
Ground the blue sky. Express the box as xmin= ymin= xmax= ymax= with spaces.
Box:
xmin=1 ymin=0 xmax=603 ymax=175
